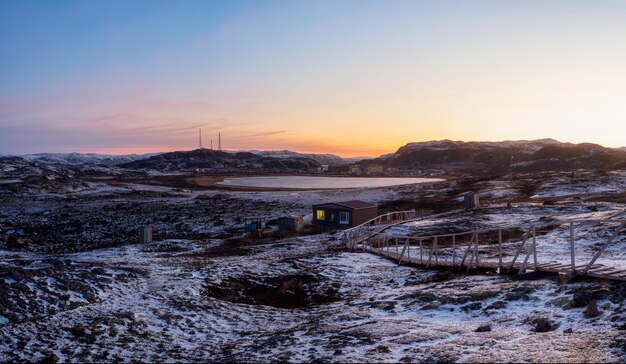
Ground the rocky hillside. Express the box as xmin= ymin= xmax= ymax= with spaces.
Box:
xmin=0 ymin=156 xmax=90 ymax=193
xmin=119 ymin=149 xmax=321 ymax=173
xmin=364 ymin=139 xmax=626 ymax=174
xmin=19 ymin=152 xmax=158 ymax=166
xmin=246 ymin=150 xmax=346 ymax=165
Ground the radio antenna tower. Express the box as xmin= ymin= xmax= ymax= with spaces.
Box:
xmin=218 ymin=132 xmax=221 ymax=151
xmin=199 ymin=128 xmax=203 ymax=149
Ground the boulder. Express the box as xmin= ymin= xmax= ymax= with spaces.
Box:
xmin=460 ymin=302 xmax=482 ymax=312
xmin=534 ymin=318 xmax=555 ymax=333
xmin=475 ymin=324 xmax=492 ymax=332
xmin=584 ymin=300 xmax=601 ymax=318
xmin=572 ymin=287 xmax=609 ymax=308
xmin=36 ymin=353 xmax=59 ymax=364
xmin=486 ymin=300 xmax=507 ymax=310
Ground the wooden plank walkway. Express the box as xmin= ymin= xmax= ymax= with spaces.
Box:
xmin=364 ymin=245 xmax=626 ymax=281
xmin=343 ymin=212 xmax=626 ymax=282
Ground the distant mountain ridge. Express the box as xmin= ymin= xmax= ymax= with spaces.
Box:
xmin=14 ymin=150 xmax=348 ymax=167
xmin=234 ymin=150 xmax=347 ymax=165
xmin=119 ymin=149 xmax=321 ymax=172
xmin=18 ymin=152 xmax=159 ymax=166
xmin=5 ymin=140 xmax=625 ymax=175
xmin=364 ymin=139 xmax=626 ymax=173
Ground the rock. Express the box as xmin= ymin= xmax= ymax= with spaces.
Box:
xmin=584 ymin=300 xmax=601 ymax=318
xmin=36 ymin=353 xmax=59 ymax=364
xmin=6 ymin=235 xmax=26 ymax=250
xmin=460 ymin=302 xmax=482 ymax=312
xmin=533 ymin=318 xmax=555 ymax=333
xmin=556 ymin=274 xmax=572 ymax=285
xmin=563 ymin=328 xmax=573 ymax=333
xmin=504 ymin=286 xmax=535 ymax=301
xmin=374 ymin=345 xmax=391 ymax=353
xmin=421 ymin=303 xmax=440 ymax=310
xmin=572 ymin=287 xmax=609 ymax=308
xmin=475 ymin=324 xmax=492 ymax=332
xmin=486 ymin=301 xmax=507 ymax=310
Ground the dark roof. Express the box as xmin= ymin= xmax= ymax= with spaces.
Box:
xmin=313 ymin=200 xmax=376 ymax=210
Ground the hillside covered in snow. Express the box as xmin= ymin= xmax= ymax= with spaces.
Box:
xmin=364 ymin=139 xmax=626 ymax=174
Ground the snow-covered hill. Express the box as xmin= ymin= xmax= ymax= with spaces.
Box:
xmin=120 ymin=149 xmax=321 ymax=173
xmin=364 ymin=139 xmax=626 ymax=174
xmin=19 ymin=152 xmax=158 ymax=166
xmin=234 ymin=150 xmax=347 ymax=165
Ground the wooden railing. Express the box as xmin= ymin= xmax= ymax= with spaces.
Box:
xmin=342 ymin=210 xmax=418 ymax=249
xmin=354 ymin=218 xmax=626 ymax=281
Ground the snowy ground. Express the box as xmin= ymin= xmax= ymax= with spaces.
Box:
xmin=1 ymin=236 xmax=624 ymax=362
xmin=1 ymin=170 xmax=625 ymax=362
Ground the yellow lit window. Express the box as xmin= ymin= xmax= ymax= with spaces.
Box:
xmin=316 ymin=209 xmax=325 ymax=220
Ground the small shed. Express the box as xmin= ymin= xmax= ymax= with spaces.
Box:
xmin=244 ymin=217 xmax=266 ymax=233
xmin=277 ymin=215 xmax=304 ymax=232
xmin=463 ymin=192 xmax=480 ymax=209
xmin=139 ymin=226 xmax=153 ymax=243
xmin=312 ymin=200 xmax=377 ymax=229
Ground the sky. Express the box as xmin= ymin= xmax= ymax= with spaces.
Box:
xmin=1 ymin=0 xmax=626 ymax=157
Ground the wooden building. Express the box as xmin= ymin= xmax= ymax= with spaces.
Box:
xmin=312 ymin=200 xmax=377 ymax=229
xmin=244 ymin=217 xmax=266 ymax=232
xmin=277 ymin=215 xmax=304 ymax=232
xmin=463 ymin=192 xmax=480 ymax=209
xmin=139 ymin=226 xmax=153 ymax=244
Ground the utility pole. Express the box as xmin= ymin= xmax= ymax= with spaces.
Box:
xmin=218 ymin=132 xmax=221 ymax=151
xmin=199 ymin=128 xmax=203 ymax=149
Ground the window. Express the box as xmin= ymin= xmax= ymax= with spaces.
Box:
xmin=339 ymin=211 xmax=350 ymax=224
xmin=316 ymin=209 xmax=325 ymax=220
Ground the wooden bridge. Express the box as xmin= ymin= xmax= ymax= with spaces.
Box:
xmin=342 ymin=210 xmax=626 ymax=282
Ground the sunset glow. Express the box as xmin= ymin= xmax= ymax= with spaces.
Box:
xmin=2 ymin=0 xmax=626 ymax=156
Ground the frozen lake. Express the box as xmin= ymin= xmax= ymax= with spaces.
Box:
xmin=217 ymin=176 xmax=444 ymax=189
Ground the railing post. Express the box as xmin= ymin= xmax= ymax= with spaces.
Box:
xmin=508 ymin=227 xmax=530 ymax=273
xmin=532 ymin=225 xmax=537 ymax=270
xmin=419 ymin=240 xmax=423 ymax=264
xmin=570 ymin=222 xmax=576 ymax=276
xmin=452 ymin=235 xmax=456 ymax=268
xmin=427 ymin=239 xmax=433 ymax=268
xmin=406 ymin=238 xmax=410 ymax=262
xmin=460 ymin=233 xmax=475 ymax=270
xmin=474 ymin=233 xmax=479 ymax=268
xmin=498 ymin=229 xmax=502 ymax=273
xmin=395 ymin=237 xmax=398 ymax=255
xmin=397 ymin=239 xmax=408 ymax=266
